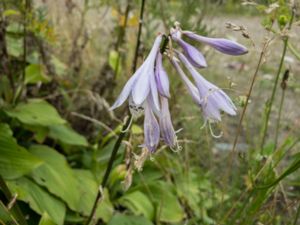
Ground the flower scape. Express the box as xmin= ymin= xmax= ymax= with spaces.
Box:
xmin=111 ymin=22 xmax=248 ymax=153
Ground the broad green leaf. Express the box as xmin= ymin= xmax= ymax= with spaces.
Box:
xmin=0 ymin=123 xmax=43 ymax=179
xmin=49 ymin=124 xmax=88 ymax=146
xmin=7 ymin=177 xmax=65 ymax=225
xmin=140 ymin=181 xmax=185 ymax=223
xmin=38 ymin=213 xmax=56 ymax=225
xmin=108 ymin=214 xmax=153 ymax=225
xmin=28 ymin=145 xmax=80 ymax=211
xmin=175 ymin=170 xmax=201 ymax=216
xmin=118 ymin=191 xmax=154 ymax=220
xmin=74 ymin=170 xmax=113 ymax=222
xmin=0 ymin=201 xmax=19 ymax=225
xmin=5 ymin=99 xmax=66 ymax=126
xmin=3 ymin=9 xmax=20 ymax=17
xmin=6 ymin=36 xmax=23 ymax=57
xmin=25 ymin=64 xmax=51 ymax=84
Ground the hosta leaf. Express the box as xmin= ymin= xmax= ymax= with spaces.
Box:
xmin=6 ymin=36 xmax=23 ymax=57
xmin=7 ymin=177 xmax=65 ymax=225
xmin=140 ymin=181 xmax=185 ymax=223
xmin=0 ymin=123 xmax=43 ymax=179
xmin=108 ymin=214 xmax=153 ymax=225
xmin=5 ymin=99 xmax=66 ymax=126
xmin=74 ymin=169 xmax=113 ymax=222
xmin=49 ymin=124 xmax=88 ymax=146
xmin=25 ymin=64 xmax=51 ymax=84
xmin=118 ymin=191 xmax=154 ymax=220
xmin=38 ymin=212 xmax=56 ymax=225
xmin=28 ymin=145 xmax=80 ymax=211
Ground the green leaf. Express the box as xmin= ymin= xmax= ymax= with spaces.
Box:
xmin=140 ymin=181 xmax=185 ymax=223
xmin=25 ymin=64 xmax=51 ymax=84
xmin=118 ymin=191 xmax=154 ymax=220
xmin=48 ymin=124 xmax=88 ymax=146
xmin=108 ymin=50 xmax=121 ymax=76
xmin=108 ymin=214 xmax=153 ymax=225
xmin=38 ymin=213 xmax=56 ymax=225
xmin=0 ymin=123 xmax=43 ymax=179
xmin=3 ymin=9 xmax=21 ymax=17
xmin=6 ymin=36 xmax=23 ymax=57
xmin=0 ymin=201 xmax=19 ymax=225
xmin=7 ymin=177 xmax=66 ymax=225
xmin=28 ymin=145 xmax=80 ymax=211
xmin=74 ymin=169 xmax=114 ymax=222
xmin=5 ymin=99 xmax=66 ymax=126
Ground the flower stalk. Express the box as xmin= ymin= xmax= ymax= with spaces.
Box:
xmin=84 ymin=0 xmax=146 ymax=224
xmin=260 ymin=8 xmax=295 ymax=152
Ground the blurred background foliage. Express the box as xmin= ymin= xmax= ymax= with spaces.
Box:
xmin=0 ymin=0 xmax=300 ymax=224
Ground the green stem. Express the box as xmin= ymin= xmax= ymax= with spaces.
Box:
xmin=260 ymin=10 xmax=295 ymax=151
xmin=132 ymin=0 xmax=145 ymax=73
xmin=85 ymin=0 xmax=146 ymax=224
xmin=274 ymin=88 xmax=285 ymax=149
xmin=0 ymin=176 xmax=28 ymax=225
xmin=85 ymin=115 xmax=132 ymax=225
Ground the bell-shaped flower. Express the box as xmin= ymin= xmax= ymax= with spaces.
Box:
xmin=171 ymin=34 xmax=207 ymax=68
xmin=159 ymin=96 xmax=177 ymax=149
xmin=177 ymin=51 xmax=236 ymax=122
xmin=170 ymin=57 xmax=202 ymax=106
xmin=155 ymin=53 xmax=170 ymax=98
xmin=143 ymin=98 xmax=160 ymax=152
xmin=182 ymin=31 xmax=248 ymax=56
xmin=110 ymin=34 xmax=163 ymax=113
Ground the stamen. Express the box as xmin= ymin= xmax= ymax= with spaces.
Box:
xmin=175 ymin=128 xmax=183 ymax=134
xmin=170 ymin=136 xmax=183 ymax=153
xmin=121 ymin=116 xmax=133 ymax=133
xmin=208 ymin=122 xmax=223 ymax=138
xmin=200 ymin=119 xmax=208 ymax=129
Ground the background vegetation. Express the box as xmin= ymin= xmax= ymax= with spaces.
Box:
xmin=0 ymin=0 xmax=300 ymax=224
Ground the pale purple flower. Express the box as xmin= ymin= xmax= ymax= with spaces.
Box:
xmin=171 ymin=35 xmax=207 ymax=68
xmin=142 ymin=95 xmax=179 ymax=152
xmin=182 ymin=31 xmax=248 ymax=56
xmin=155 ymin=53 xmax=170 ymax=98
xmin=159 ymin=96 xmax=177 ymax=149
xmin=110 ymin=34 xmax=163 ymax=114
xmin=143 ymin=98 xmax=160 ymax=152
xmin=170 ymin=58 xmax=202 ymax=106
xmin=176 ymin=51 xmax=236 ymax=122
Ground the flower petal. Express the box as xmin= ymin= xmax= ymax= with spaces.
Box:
xmin=132 ymin=34 xmax=162 ymax=105
xmin=177 ymin=52 xmax=237 ymax=121
xmin=150 ymin=68 xmax=160 ymax=112
xmin=170 ymin=58 xmax=202 ymax=105
xmin=144 ymin=99 xmax=160 ymax=152
xmin=172 ymin=36 xmax=207 ymax=68
xmin=132 ymin=67 xmax=151 ymax=105
xmin=159 ymin=96 xmax=176 ymax=148
xmin=155 ymin=53 xmax=170 ymax=98
xmin=183 ymin=31 xmax=248 ymax=56
xmin=110 ymin=71 xmax=140 ymax=110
